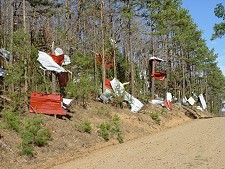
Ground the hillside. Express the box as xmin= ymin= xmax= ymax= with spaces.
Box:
xmin=0 ymin=100 xmax=211 ymax=169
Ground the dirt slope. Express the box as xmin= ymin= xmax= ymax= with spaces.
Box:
xmin=0 ymin=101 xmax=210 ymax=169
xmin=53 ymin=117 xmax=225 ymax=169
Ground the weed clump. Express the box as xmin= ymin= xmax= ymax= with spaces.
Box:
xmin=150 ymin=112 xmax=161 ymax=124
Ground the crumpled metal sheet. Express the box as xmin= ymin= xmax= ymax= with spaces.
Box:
xmin=0 ymin=49 xmax=10 ymax=61
xmin=199 ymin=94 xmax=207 ymax=109
xmin=0 ymin=67 xmax=6 ymax=77
xmin=37 ymin=51 xmax=66 ymax=72
xmin=110 ymin=78 xmax=144 ymax=112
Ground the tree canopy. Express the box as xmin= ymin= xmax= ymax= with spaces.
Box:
xmin=0 ymin=0 xmax=224 ymax=114
xmin=212 ymin=3 xmax=225 ymax=40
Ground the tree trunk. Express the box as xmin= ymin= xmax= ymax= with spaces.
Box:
xmin=9 ymin=0 xmax=14 ymax=65
xmin=65 ymin=0 xmax=70 ymax=50
xmin=23 ymin=0 xmax=29 ymax=112
xmin=129 ymin=33 xmax=135 ymax=96
xmin=164 ymin=35 xmax=168 ymax=93
xmin=182 ymin=49 xmax=185 ymax=98
xmin=128 ymin=0 xmax=135 ymax=96
xmin=23 ymin=0 xmax=26 ymax=30
xmin=0 ymin=0 xmax=2 ymax=25
xmin=113 ymin=44 xmax=117 ymax=78
xmin=9 ymin=0 xmax=14 ymax=93
xmin=76 ymin=0 xmax=82 ymax=51
xmin=93 ymin=12 xmax=98 ymax=87
xmin=101 ymin=0 xmax=106 ymax=93
xmin=23 ymin=0 xmax=28 ymax=93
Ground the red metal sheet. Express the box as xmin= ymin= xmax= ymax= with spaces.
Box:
xmin=49 ymin=53 xmax=64 ymax=66
xmin=30 ymin=92 xmax=66 ymax=115
xmin=163 ymin=100 xmax=172 ymax=111
xmin=151 ymin=72 xmax=166 ymax=81
xmin=105 ymin=78 xmax=112 ymax=90
xmin=96 ymin=54 xmax=113 ymax=70
xmin=57 ymin=72 xmax=69 ymax=87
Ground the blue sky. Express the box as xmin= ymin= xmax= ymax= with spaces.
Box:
xmin=182 ymin=0 xmax=225 ymax=75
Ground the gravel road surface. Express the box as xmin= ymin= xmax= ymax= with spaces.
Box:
xmin=52 ymin=117 xmax=225 ymax=169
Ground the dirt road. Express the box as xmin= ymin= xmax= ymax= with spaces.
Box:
xmin=52 ymin=117 xmax=225 ymax=169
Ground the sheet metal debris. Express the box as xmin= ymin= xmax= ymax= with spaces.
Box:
xmin=55 ymin=47 xmax=71 ymax=65
xmin=30 ymin=92 xmax=66 ymax=115
xmin=0 ymin=67 xmax=6 ymax=77
xmin=149 ymin=56 xmax=166 ymax=81
xmin=166 ymin=92 xmax=172 ymax=102
xmin=37 ymin=48 xmax=71 ymax=87
xmin=199 ymin=94 xmax=206 ymax=110
xmin=37 ymin=51 xmax=66 ymax=73
xmin=187 ymin=97 xmax=196 ymax=106
xmin=100 ymin=78 xmax=144 ymax=112
xmin=0 ymin=49 xmax=10 ymax=61
xmin=163 ymin=101 xmax=172 ymax=111
xmin=149 ymin=99 xmax=164 ymax=105
xmin=63 ymin=98 xmax=73 ymax=106
xmin=57 ymin=72 xmax=69 ymax=87
xmin=110 ymin=78 xmax=144 ymax=112
xmin=62 ymin=98 xmax=73 ymax=109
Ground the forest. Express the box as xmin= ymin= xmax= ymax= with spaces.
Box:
xmin=0 ymin=0 xmax=225 ymax=115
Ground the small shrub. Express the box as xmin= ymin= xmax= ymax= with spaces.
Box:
xmin=2 ymin=109 xmax=20 ymax=132
xmin=35 ymin=128 xmax=51 ymax=146
xmin=82 ymin=121 xmax=92 ymax=133
xmin=98 ymin=114 xmax=124 ymax=143
xmin=22 ymin=129 xmax=34 ymax=145
xmin=65 ymin=70 xmax=99 ymax=108
xmin=74 ymin=120 xmax=92 ymax=133
xmin=111 ymin=114 xmax=123 ymax=143
xmin=21 ymin=145 xmax=33 ymax=156
xmin=117 ymin=132 xmax=124 ymax=144
xmin=98 ymin=123 xmax=110 ymax=141
xmin=21 ymin=117 xmax=51 ymax=156
xmin=150 ymin=112 xmax=160 ymax=124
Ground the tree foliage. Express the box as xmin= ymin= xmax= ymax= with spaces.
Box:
xmin=212 ymin=3 xmax=225 ymax=40
xmin=0 ymin=0 xmax=224 ymax=115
